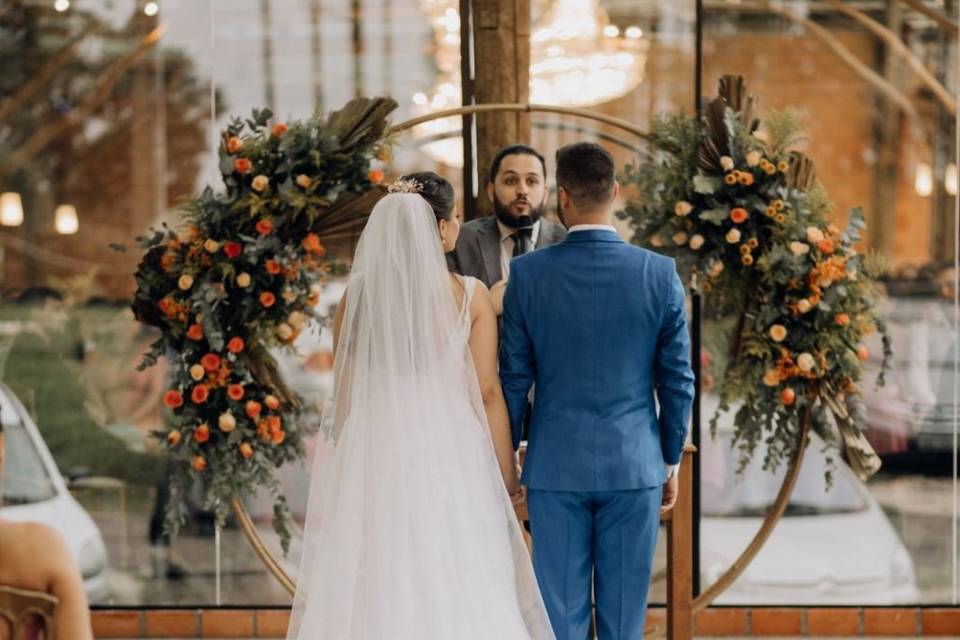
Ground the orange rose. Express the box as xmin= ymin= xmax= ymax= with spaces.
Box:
xmin=227 ymin=136 xmax=242 ymax=154
xmin=227 ymin=384 xmax=245 ymax=401
xmin=780 ymin=387 xmax=796 ymax=406
xmin=271 ymin=430 xmax=286 ymax=445
xmin=818 ymin=238 xmax=835 ymax=254
xmin=272 ymin=122 xmax=288 ymax=137
xmin=857 ymin=345 xmax=870 ymax=361
xmin=192 ymin=455 xmax=207 ymax=472
xmin=265 ymin=259 xmax=282 ymax=275
xmin=191 ymin=384 xmax=210 ymax=404
xmin=227 ymin=337 xmax=245 ymax=353
xmin=266 ymin=415 xmax=282 ymax=434
xmin=738 ymin=172 xmax=754 ymax=186
xmin=368 ymin=169 xmax=385 ymax=184
xmin=239 ymin=442 xmax=254 ymax=459
xmin=234 ymin=157 xmax=252 ymax=174
xmin=835 ymin=313 xmax=850 ymax=326
xmin=302 ymin=233 xmax=325 ymax=255
xmin=264 ymin=394 xmax=280 ymax=410
xmin=163 ymin=390 xmax=184 ymax=409
xmin=201 ymin=353 xmax=221 ymax=372
xmin=186 ymin=324 xmax=204 ymax=340
xmin=193 ymin=423 xmax=210 ymax=443
xmin=730 ymin=208 xmax=748 ymax=224
xmin=246 ymin=400 xmax=262 ymax=418
xmin=256 ymin=219 xmax=273 ymax=235
xmin=260 ymin=291 xmax=276 ymax=308
xmin=167 ymin=430 xmax=182 ymax=446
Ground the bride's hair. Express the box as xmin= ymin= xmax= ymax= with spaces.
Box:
xmin=400 ymin=172 xmax=455 ymax=222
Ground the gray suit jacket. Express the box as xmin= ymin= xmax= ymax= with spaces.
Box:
xmin=447 ymin=215 xmax=567 ymax=287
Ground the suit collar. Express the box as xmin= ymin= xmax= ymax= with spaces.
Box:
xmin=562 ymin=228 xmax=623 ymax=243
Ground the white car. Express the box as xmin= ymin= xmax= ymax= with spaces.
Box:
xmin=701 ymin=395 xmax=919 ymax=604
xmin=0 ymin=382 xmax=111 ymax=603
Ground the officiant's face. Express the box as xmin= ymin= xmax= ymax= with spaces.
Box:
xmin=488 ymin=154 xmax=547 ymax=220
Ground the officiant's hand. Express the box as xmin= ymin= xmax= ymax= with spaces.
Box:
xmin=490 ymin=279 xmax=508 ymax=315
xmin=660 ymin=472 xmax=679 ymax=516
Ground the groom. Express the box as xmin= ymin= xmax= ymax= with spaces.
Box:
xmin=500 ymin=142 xmax=695 ymax=639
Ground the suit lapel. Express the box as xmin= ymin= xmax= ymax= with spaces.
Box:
xmin=477 ymin=216 xmax=503 ymax=285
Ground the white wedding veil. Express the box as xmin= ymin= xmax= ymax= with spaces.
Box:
xmin=287 ymin=193 xmax=554 ymax=639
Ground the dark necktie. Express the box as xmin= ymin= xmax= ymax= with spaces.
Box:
xmin=513 ymin=226 xmax=533 ymax=257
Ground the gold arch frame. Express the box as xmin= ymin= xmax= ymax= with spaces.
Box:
xmin=232 ymin=103 xmax=811 ymax=629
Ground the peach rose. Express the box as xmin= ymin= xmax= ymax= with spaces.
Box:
xmin=218 ymin=412 xmax=237 ymax=433
xmin=797 ymin=353 xmax=815 ymax=372
xmin=836 ymin=313 xmax=850 ymax=326
xmin=189 ymin=364 xmax=206 ymax=381
xmin=167 ymin=430 xmax=182 ymax=446
xmin=674 ymin=201 xmax=693 ymax=217
xmin=296 ymin=174 xmax=312 ymax=188
xmin=746 ymin=151 xmax=762 ymax=167
xmin=239 ymin=442 xmax=254 ymax=459
xmin=769 ymin=324 xmax=787 ymax=342
xmin=672 ymin=232 xmax=688 ymax=246
xmin=720 ymin=156 xmax=735 ymax=171
xmin=689 ymin=234 xmax=705 ymax=250
xmin=227 ymin=136 xmax=242 ymax=154
xmin=246 ymin=400 xmax=262 ymax=418
xmin=276 ymin=323 xmax=294 ymax=341
xmin=789 ymin=241 xmax=810 ymax=256
xmin=725 ymin=228 xmax=741 ymax=244
xmin=236 ymin=272 xmax=251 ymax=288
xmin=264 ymin=395 xmax=280 ymax=410
xmin=204 ymin=239 xmax=220 ymax=253
xmin=763 ymin=370 xmax=781 ymax=387
xmin=797 ymin=299 xmax=813 ymax=314
xmin=251 ymin=175 xmax=269 ymax=192
xmin=192 ymin=455 xmax=207 ymax=472
xmin=178 ymin=274 xmax=194 ymax=290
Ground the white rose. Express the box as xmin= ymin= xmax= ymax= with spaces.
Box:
xmin=689 ymin=234 xmax=705 ymax=250
xmin=674 ymin=201 xmax=693 ymax=217
xmin=746 ymin=151 xmax=762 ymax=167
xmin=236 ymin=272 xmax=252 ymax=288
xmin=178 ymin=274 xmax=194 ymax=290
xmin=789 ymin=241 xmax=810 ymax=256
xmin=797 ymin=299 xmax=812 ymax=314
xmin=218 ymin=412 xmax=237 ymax=433
xmin=251 ymin=174 xmax=270 ymax=192
xmin=672 ymin=232 xmax=688 ymax=246
xmin=725 ymin=228 xmax=742 ymax=244
xmin=281 ymin=288 xmax=297 ymax=304
xmin=288 ymin=310 xmax=306 ymax=330
xmin=806 ymin=227 xmax=824 ymax=244
xmin=720 ymin=156 xmax=735 ymax=171
xmin=797 ymin=352 xmax=816 ymax=372
xmin=276 ymin=323 xmax=294 ymax=341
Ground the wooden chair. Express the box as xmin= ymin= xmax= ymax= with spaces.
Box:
xmin=0 ymin=585 xmax=57 ymax=639
xmin=515 ymin=443 xmax=696 ymax=639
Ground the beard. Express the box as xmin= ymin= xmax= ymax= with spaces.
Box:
xmin=492 ymin=194 xmax=545 ymax=230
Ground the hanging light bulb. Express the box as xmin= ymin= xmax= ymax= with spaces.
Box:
xmin=53 ymin=0 xmax=70 ymax=12
xmin=915 ymin=162 xmax=933 ymax=197
xmin=945 ymin=163 xmax=957 ymax=196
xmin=0 ymin=192 xmax=24 ymax=226
xmin=54 ymin=204 xmax=79 ymax=235
xmin=144 ymin=2 xmax=159 ymax=16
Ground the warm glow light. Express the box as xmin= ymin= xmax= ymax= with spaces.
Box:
xmin=625 ymin=26 xmax=642 ymax=39
xmin=54 ymin=204 xmax=79 ymax=235
xmin=0 ymin=192 xmax=23 ymax=226
xmin=946 ymin=163 xmax=958 ymax=196
xmin=603 ymin=25 xmax=619 ymax=38
xmin=915 ymin=162 xmax=934 ymax=197
xmin=144 ymin=2 xmax=159 ymax=16
xmin=412 ymin=92 xmax=428 ymax=106
xmin=54 ymin=0 xmax=70 ymax=11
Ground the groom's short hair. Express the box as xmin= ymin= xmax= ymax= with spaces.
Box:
xmin=489 ymin=144 xmax=547 ymax=183
xmin=556 ymin=142 xmax=615 ymax=209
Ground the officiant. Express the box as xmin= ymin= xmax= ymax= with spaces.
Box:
xmin=448 ymin=144 xmax=566 ymax=315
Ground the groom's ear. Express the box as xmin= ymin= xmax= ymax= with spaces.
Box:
xmin=486 ymin=181 xmax=495 ymax=204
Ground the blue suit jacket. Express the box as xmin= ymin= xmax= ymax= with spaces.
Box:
xmin=499 ymin=228 xmax=695 ymax=491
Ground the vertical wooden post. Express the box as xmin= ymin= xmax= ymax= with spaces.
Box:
xmin=471 ymin=0 xmax=530 ymax=219
xmin=666 ymin=445 xmax=695 ymax=639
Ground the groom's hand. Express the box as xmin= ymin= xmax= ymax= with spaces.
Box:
xmin=660 ymin=472 xmax=679 ymax=516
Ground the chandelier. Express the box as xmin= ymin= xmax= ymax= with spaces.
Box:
xmin=413 ymin=0 xmax=647 ymax=167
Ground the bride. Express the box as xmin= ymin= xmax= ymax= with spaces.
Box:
xmin=286 ymin=172 xmax=555 ymax=639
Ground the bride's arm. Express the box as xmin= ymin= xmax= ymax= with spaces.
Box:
xmin=468 ymin=283 xmax=521 ymax=497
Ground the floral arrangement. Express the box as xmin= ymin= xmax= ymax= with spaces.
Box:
xmin=131 ymin=98 xmax=396 ymax=550
xmin=618 ymin=76 xmax=892 ymax=481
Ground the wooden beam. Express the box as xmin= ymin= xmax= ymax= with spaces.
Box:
xmin=898 ymin=0 xmax=959 ymax=35
xmin=825 ymin=0 xmax=956 ymax=115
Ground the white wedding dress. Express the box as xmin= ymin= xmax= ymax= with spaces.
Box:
xmin=287 ymin=193 xmax=554 ymax=639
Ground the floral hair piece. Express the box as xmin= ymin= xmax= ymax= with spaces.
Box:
xmin=387 ymin=177 xmax=422 ymax=194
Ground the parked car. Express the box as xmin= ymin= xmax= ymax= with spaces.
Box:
xmin=701 ymin=395 xmax=919 ymax=604
xmin=861 ymin=294 xmax=956 ymax=457
xmin=0 ymin=382 xmax=111 ymax=603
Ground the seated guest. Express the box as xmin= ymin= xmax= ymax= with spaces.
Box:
xmin=0 ymin=419 xmax=94 ymax=639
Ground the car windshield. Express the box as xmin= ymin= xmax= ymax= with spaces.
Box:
xmin=701 ymin=429 xmax=869 ymax=517
xmin=1 ymin=393 xmax=57 ymax=505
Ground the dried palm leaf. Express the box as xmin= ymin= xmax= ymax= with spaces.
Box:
xmin=786 ymin=151 xmax=817 ymax=191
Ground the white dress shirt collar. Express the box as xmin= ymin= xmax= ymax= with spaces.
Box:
xmin=568 ymin=224 xmax=617 ymax=233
